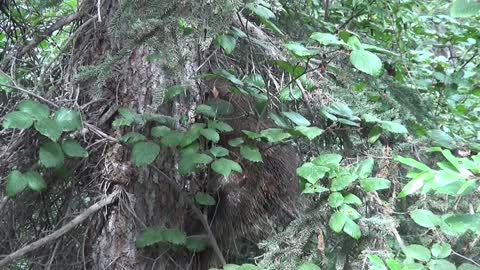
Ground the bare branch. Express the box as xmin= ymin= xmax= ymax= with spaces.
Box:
xmin=0 ymin=190 xmax=120 ymax=268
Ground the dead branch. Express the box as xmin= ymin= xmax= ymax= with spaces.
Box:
xmin=0 ymin=190 xmax=120 ymax=268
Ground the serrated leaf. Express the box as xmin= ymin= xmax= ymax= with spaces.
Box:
xmin=294 ymin=126 xmax=324 ymax=140
xmin=131 ymin=141 xmax=160 ymax=167
xmin=24 ymin=171 xmax=47 ymax=192
xmin=330 ymin=174 xmax=358 ymax=191
xmin=281 ymin=111 xmax=311 ymax=126
xmin=343 ymin=193 xmax=362 ymax=205
xmin=186 ymin=235 xmax=209 ymax=252
xmin=39 ymin=141 xmax=65 ymax=168
xmin=208 ymin=120 xmax=233 ymax=132
xmin=62 ymin=139 xmax=88 ymax=158
xmin=2 ymin=111 xmax=33 ymax=129
xmin=136 ymin=227 xmax=165 ymax=248
xmin=328 ymin=192 xmax=344 ymax=208
xmin=18 ymin=100 xmax=50 ymax=120
xmin=296 ymin=162 xmax=329 ymax=184
xmin=350 ymin=49 xmax=382 ymax=76
xmin=228 ymin=137 xmax=244 ymax=147
xmin=162 ymin=228 xmax=187 ymax=245
xmin=310 ymin=32 xmax=345 ymax=46
xmin=329 ymin=211 xmax=347 ymax=233
xmin=210 ymin=146 xmax=229 ymax=157
xmin=404 ymin=244 xmax=431 ymax=262
xmin=151 ymin=126 xmax=171 ymax=138
xmin=112 ymin=117 xmax=133 ymax=127
xmin=120 ymin=132 xmax=146 ymax=144
xmin=285 ymin=42 xmax=319 ymax=58
xmin=217 ymin=34 xmax=236 ymax=54
xmin=6 ymin=170 xmax=27 ymax=197
xmin=244 ymin=74 xmax=265 ymax=88
xmin=343 ymin=218 xmax=362 ymax=239
xmin=354 ymin=157 xmax=374 ymax=179
xmin=194 ymin=192 xmax=216 ymax=206
xmin=196 ymin=104 xmax=217 ymax=118
xmin=411 ymin=209 xmax=440 ymax=229
xmin=200 ymin=128 xmax=220 ymax=143
xmin=240 ymin=145 xmax=262 ymax=162
xmin=211 ymin=158 xmax=242 ymax=177
xmin=379 ymin=121 xmax=408 ymax=134
xmin=54 ymin=107 xmax=82 ymax=131
xmin=34 ymin=118 xmax=62 ymax=141
xmin=431 ymin=243 xmax=452 ymax=259
xmin=359 ymin=177 xmax=391 ymax=192
xmin=260 ymin=128 xmax=291 ymax=142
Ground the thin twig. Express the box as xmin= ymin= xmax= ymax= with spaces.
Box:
xmin=149 ymin=165 xmax=227 ymax=266
xmin=0 ymin=190 xmax=120 ymax=268
xmin=452 ymin=251 xmax=480 ymax=267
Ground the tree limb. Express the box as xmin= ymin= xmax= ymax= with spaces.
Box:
xmin=0 ymin=190 xmax=120 ymax=268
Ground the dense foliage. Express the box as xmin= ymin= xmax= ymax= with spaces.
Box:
xmin=0 ymin=0 xmax=479 ymax=269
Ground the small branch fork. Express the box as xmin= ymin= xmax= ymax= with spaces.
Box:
xmin=0 ymin=190 xmax=120 ymax=268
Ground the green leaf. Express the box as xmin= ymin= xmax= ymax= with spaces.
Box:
xmin=2 ymin=111 xmax=33 ymax=129
xmin=431 ymin=243 xmax=452 ymax=259
xmin=368 ymin=255 xmax=387 ymax=270
xmin=120 ymin=132 xmax=146 ymax=144
xmin=427 ymin=260 xmax=456 ymax=270
xmin=299 ymin=262 xmax=321 ymax=270
xmin=273 ymin=60 xmax=306 ymax=78
xmin=404 ymin=244 xmax=431 ymax=262
xmin=161 ymin=130 xmax=184 ymax=147
xmin=18 ymin=100 xmax=50 ymax=120
xmin=368 ymin=126 xmax=383 ymax=144
xmin=162 ymin=228 xmax=187 ymax=245
xmin=379 ymin=121 xmax=408 ymax=134
xmin=281 ymin=111 xmax=311 ymax=126
xmin=39 ymin=141 xmax=65 ymax=168
xmin=54 ymin=107 xmax=82 ymax=131
xmin=200 ymin=128 xmax=220 ymax=143
xmin=398 ymin=173 xmax=428 ymax=198
xmin=131 ymin=141 xmax=160 ymax=167
xmin=359 ymin=177 xmax=391 ymax=192
xmin=62 ymin=139 xmax=88 ymax=158
xmin=354 ymin=157 xmax=374 ymax=179
xmin=34 ymin=118 xmax=62 ymax=141
xmin=24 ymin=171 xmax=47 ymax=192
xmin=350 ymin=49 xmax=382 ymax=76
xmin=210 ymin=146 xmax=229 ymax=157
xmin=194 ymin=192 xmax=216 ymax=206
xmin=112 ymin=117 xmax=133 ymax=127
xmin=411 ymin=209 xmax=440 ymax=229
xmin=328 ymin=192 xmax=344 ymax=208
xmin=186 ymin=235 xmax=209 ymax=252
xmin=260 ymin=128 xmax=292 ymax=142
xmin=310 ymin=32 xmax=345 ymax=46
xmin=217 ymin=34 xmax=236 ymax=54
xmin=343 ymin=193 xmax=362 ymax=205
xmin=330 ymin=174 xmax=358 ymax=191
xmin=294 ymin=126 xmax=324 ymax=140
xmin=347 ymin=36 xmax=362 ymax=50
xmin=208 ymin=120 xmax=233 ymax=132
xmin=246 ymin=2 xmax=275 ymax=19
xmin=444 ymin=214 xmax=480 ymax=234
xmin=450 ymin=0 xmax=480 ymax=17
xmin=196 ymin=104 xmax=217 ymax=118
xmin=5 ymin=170 xmax=27 ymax=197
xmin=136 ymin=227 xmax=165 ymax=248
xmin=228 ymin=137 xmax=244 ymax=147
xmin=296 ymin=162 xmax=329 ymax=184
xmin=244 ymin=74 xmax=266 ymax=88
xmin=206 ymin=99 xmax=235 ymax=117
xmin=329 ymin=211 xmax=347 ymax=233
xmin=343 ymin=218 xmax=362 ymax=239
xmin=428 ymin=129 xmax=457 ymax=149
xmin=340 ymin=204 xmax=362 ymax=220
xmin=285 ymin=42 xmax=319 ymax=58
xmin=211 ymin=158 xmax=242 ymax=177
xmin=458 ymin=263 xmax=480 ymax=270
xmin=312 ymin=153 xmax=342 ymax=167
xmin=165 ymin=85 xmax=186 ymax=101
xmin=395 ymin=156 xmax=431 ymax=171
xmin=386 ymin=259 xmax=403 ymax=270
xmin=240 ymin=145 xmax=262 ymax=162
xmin=151 ymin=126 xmax=171 ymax=138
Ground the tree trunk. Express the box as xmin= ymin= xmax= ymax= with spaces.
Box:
xmin=70 ymin=0 xmax=237 ymax=269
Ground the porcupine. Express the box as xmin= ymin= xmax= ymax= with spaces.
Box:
xmin=202 ymin=78 xmax=301 ymax=267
